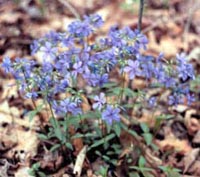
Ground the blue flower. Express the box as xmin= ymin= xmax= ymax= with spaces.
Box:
xmin=84 ymin=14 xmax=104 ymax=28
xmin=176 ymin=53 xmax=195 ymax=81
xmin=42 ymin=62 xmax=53 ymax=73
xmin=72 ymin=61 xmax=84 ymax=77
xmin=96 ymin=74 xmax=109 ymax=87
xmin=168 ymin=93 xmax=183 ymax=106
xmin=53 ymin=98 xmax=82 ymax=116
xmin=186 ymin=93 xmax=195 ymax=105
xmin=93 ymin=93 xmax=106 ymax=110
xmin=141 ymin=61 xmax=154 ymax=79
xmin=30 ymin=40 xmax=40 ymax=55
xmin=55 ymin=53 xmax=70 ymax=73
xmin=177 ymin=63 xmax=195 ymax=81
xmin=83 ymin=72 xmax=98 ymax=86
xmin=156 ymin=52 xmax=164 ymax=63
xmin=40 ymin=42 xmax=57 ymax=61
xmin=2 ymin=57 xmax=12 ymax=73
xmin=134 ymin=30 xmax=148 ymax=50
xmin=68 ymin=20 xmax=92 ymax=37
xmin=154 ymin=65 xmax=165 ymax=81
xmin=109 ymin=29 xmax=127 ymax=48
xmin=161 ymin=76 xmax=176 ymax=88
xmin=83 ymin=72 xmax=108 ymax=87
xmin=25 ymin=91 xmax=38 ymax=99
xmin=124 ymin=60 xmax=140 ymax=80
xmin=176 ymin=53 xmax=187 ymax=65
xmin=61 ymin=36 xmax=74 ymax=47
xmin=54 ymin=78 xmax=68 ymax=93
xmin=102 ymin=105 xmax=120 ymax=125
xmin=148 ymin=97 xmax=157 ymax=107
xmin=45 ymin=31 xmax=61 ymax=44
xmin=122 ymin=26 xmax=135 ymax=39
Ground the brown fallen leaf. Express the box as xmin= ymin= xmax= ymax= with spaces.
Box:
xmin=187 ymin=160 xmax=200 ymax=176
xmin=87 ymin=169 xmax=98 ymax=177
xmin=155 ymin=132 xmax=192 ymax=154
xmin=0 ymin=159 xmax=11 ymax=177
xmin=184 ymin=109 xmax=200 ymax=135
xmin=193 ymin=130 xmax=200 ymax=144
xmin=69 ymin=126 xmax=84 ymax=156
xmin=183 ymin=148 xmax=200 ymax=173
xmin=73 ymin=145 xmax=87 ymax=177
xmin=62 ymin=174 xmax=70 ymax=177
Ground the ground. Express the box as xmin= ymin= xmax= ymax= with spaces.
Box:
xmin=0 ymin=0 xmax=200 ymax=177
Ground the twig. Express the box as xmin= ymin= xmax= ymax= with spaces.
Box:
xmin=57 ymin=0 xmax=80 ymax=19
xmin=138 ymin=0 xmax=144 ymax=31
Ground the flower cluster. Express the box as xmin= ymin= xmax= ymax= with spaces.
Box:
xmin=1 ymin=14 xmax=196 ymax=125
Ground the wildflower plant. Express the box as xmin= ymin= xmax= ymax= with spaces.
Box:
xmin=1 ymin=14 xmax=196 ymax=176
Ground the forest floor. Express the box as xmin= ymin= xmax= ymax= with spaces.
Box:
xmin=0 ymin=0 xmax=200 ymax=177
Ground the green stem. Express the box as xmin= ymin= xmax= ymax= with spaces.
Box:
xmin=48 ymin=102 xmax=55 ymax=119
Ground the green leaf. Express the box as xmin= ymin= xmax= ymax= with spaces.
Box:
xmin=106 ymin=151 xmax=115 ymax=155
xmin=123 ymin=87 xmax=137 ymax=97
xmin=121 ymin=123 xmax=138 ymax=137
xmin=167 ymin=170 xmax=181 ymax=177
xmin=71 ymin=133 xmax=84 ymax=139
xmin=113 ymin=123 xmax=121 ymax=137
xmin=143 ymin=133 xmax=153 ymax=146
xmin=49 ymin=117 xmax=64 ymax=141
xmin=97 ymin=166 xmax=108 ymax=177
xmin=94 ymin=126 xmax=103 ymax=137
xmin=28 ymin=169 xmax=35 ymax=176
xmin=106 ymin=122 xmax=112 ymax=134
xmin=156 ymin=114 xmax=173 ymax=120
xmin=88 ymin=133 xmax=115 ymax=150
xmin=65 ymin=142 xmax=73 ymax=150
xmin=154 ymin=114 xmax=173 ymax=131
xmin=140 ymin=123 xmax=149 ymax=133
xmin=142 ymin=171 xmax=154 ymax=177
xmin=95 ymin=150 xmax=102 ymax=156
xmin=158 ymin=166 xmax=168 ymax=172
xmin=129 ymin=172 xmax=140 ymax=177
xmin=110 ymin=159 xmax=118 ymax=165
xmin=32 ymin=162 xmax=40 ymax=169
xmin=63 ymin=117 xmax=68 ymax=132
xmin=37 ymin=133 xmax=48 ymax=140
xmin=66 ymin=115 xmax=81 ymax=126
xmin=54 ymin=127 xmax=63 ymax=141
xmin=151 ymin=143 xmax=159 ymax=151
xmin=159 ymin=166 xmax=181 ymax=177
xmin=81 ymin=111 xmax=101 ymax=119
xmin=129 ymin=166 xmax=153 ymax=172
xmin=50 ymin=144 xmax=60 ymax=152
xmin=102 ymin=155 xmax=110 ymax=161
xmin=110 ymin=87 xmax=121 ymax=95
xmin=28 ymin=110 xmax=38 ymax=122
xmin=103 ymin=141 xmax=109 ymax=149
xmin=102 ymin=82 xmax=118 ymax=88
xmin=38 ymin=171 xmax=46 ymax=177
xmin=49 ymin=117 xmax=58 ymax=129
xmin=71 ymin=133 xmax=97 ymax=139
xmin=123 ymin=103 xmax=134 ymax=108
xmin=27 ymin=104 xmax=43 ymax=122
xmin=139 ymin=156 xmax=146 ymax=167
